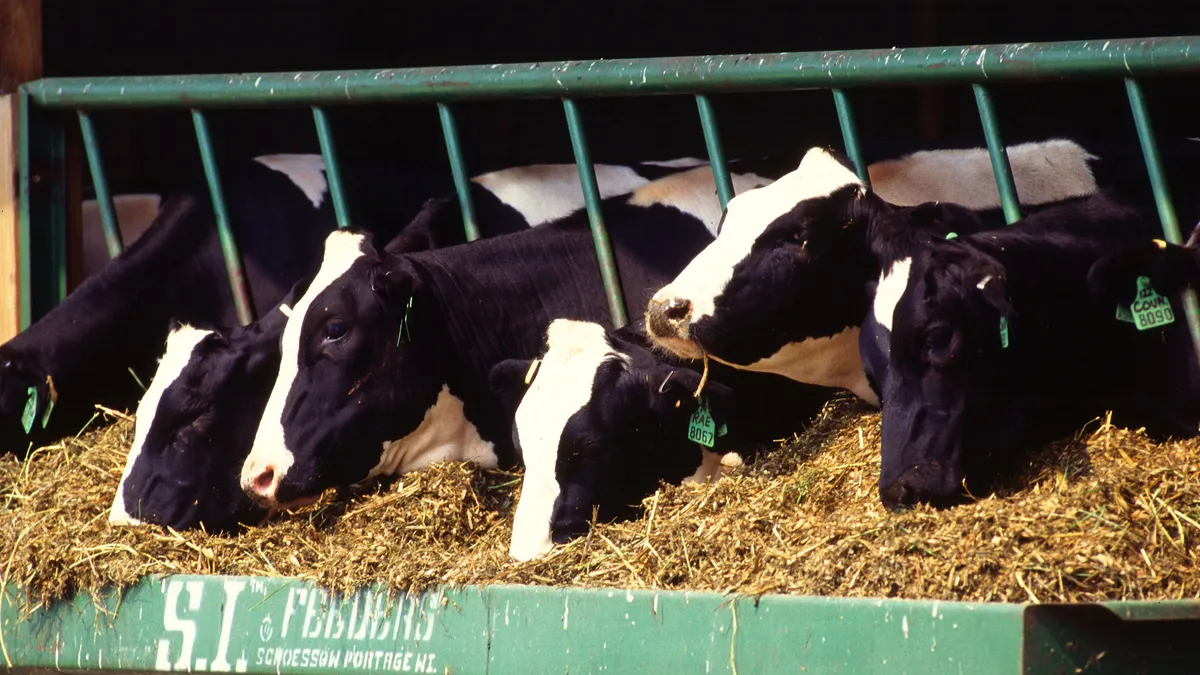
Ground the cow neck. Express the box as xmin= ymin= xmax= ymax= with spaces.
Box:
xmin=403 ymin=228 xmax=612 ymax=465
xmin=2 ymin=195 xmax=219 ymax=406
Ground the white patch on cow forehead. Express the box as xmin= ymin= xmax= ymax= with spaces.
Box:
xmin=874 ymin=257 xmax=913 ymax=333
xmin=729 ymin=325 xmax=879 ymax=407
xmin=652 ymin=147 xmax=863 ymax=321
xmin=627 ymin=167 xmax=773 ymax=236
xmin=472 ymin=163 xmax=650 ymax=226
xmin=509 ymin=319 xmax=616 ymax=562
xmin=110 ymin=323 xmax=213 ymax=526
xmin=244 ymin=230 xmax=367 ymax=492
xmin=253 ymin=154 xmax=328 ymax=209
xmin=372 ymin=384 xmax=498 ymax=476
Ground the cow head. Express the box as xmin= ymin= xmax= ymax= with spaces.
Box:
xmin=491 ymin=319 xmax=735 ymax=561
xmin=875 ymin=242 xmax=1020 ymax=510
xmin=110 ymin=281 xmax=308 ymax=532
xmin=645 ymin=147 xmax=884 ymax=403
xmin=241 ymin=230 xmax=452 ymax=509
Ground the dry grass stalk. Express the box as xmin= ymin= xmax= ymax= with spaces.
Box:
xmin=3 ymin=397 xmax=1199 ymax=610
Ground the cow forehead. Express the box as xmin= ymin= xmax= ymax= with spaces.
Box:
xmin=285 ymin=231 xmax=369 ymax=345
xmin=509 ymin=319 xmax=619 ymax=561
xmin=721 ymin=147 xmax=863 ymax=241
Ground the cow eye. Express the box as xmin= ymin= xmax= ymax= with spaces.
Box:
xmin=324 ymin=320 xmax=350 ymax=342
xmin=923 ymin=325 xmax=954 ymax=358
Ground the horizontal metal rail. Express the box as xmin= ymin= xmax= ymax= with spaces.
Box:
xmin=23 ymin=38 xmax=1200 ymax=109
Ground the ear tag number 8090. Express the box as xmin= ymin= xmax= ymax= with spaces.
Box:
xmin=1130 ymin=276 xmax=1175 ymax=331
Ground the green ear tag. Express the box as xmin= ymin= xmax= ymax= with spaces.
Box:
xmin=41 ymin=394 xmax=54 ymax=429
xmin=20 ymin=387 xmax=36 ymax=435
xmin=945 ymin=232 xmax=958 ymax=240
xmin=1131 ymin=276 xmax=1175 ymax=331
xmin=687 ymin=396 xmax=716 ymax=448
xmin=717 ymin=423 xmax=728 ymax=438
xmin=999 ymin=316 xmax=1010 ymax=349
xmin=1115 ymin=304 xmax=1135 ymax=323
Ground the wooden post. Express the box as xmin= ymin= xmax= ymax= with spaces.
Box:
xmin=0 ymin=0 xmax=42 ymax=342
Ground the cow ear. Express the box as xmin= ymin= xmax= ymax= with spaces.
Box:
xmin=488 ymin=358 xmax=537 ymax=415
xmin=1088 ymin=239 xmax=1200 ymax=306
xmin=371 ymin=254 xmax=420 ymax=304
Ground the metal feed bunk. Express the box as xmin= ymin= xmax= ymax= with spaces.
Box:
xmin=6 ymin=37 xmax=1200 ymax=674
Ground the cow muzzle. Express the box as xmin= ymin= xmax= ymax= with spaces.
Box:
xmin=646 ymin=296 xmax=705 ymax=359
xmin=241 ymin=458 xmax=284 ymax=507
xmin=878 ymin=463 xmax=968 ymax=512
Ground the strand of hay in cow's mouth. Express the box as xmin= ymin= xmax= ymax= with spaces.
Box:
xmin=3 ymin=397 xmax=1199 ymax=611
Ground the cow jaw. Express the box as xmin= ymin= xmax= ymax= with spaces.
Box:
xmin=242 ymin=230 xmax=368 ymax=508
xmin=110 ymin=323 xmax=213 ymax=526
xmin=647 ymin=147 xmax=863 ymax=355
xmin=509 ymin=319 xmax=614 ymax=562
xmin=372 ymin=384 xmax=497 ymax=476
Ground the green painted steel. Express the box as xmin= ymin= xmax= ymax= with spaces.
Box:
xmin=77 ymin=110 xmax=124 ymax=259
xmin=191 ymin=110 xmax=255 ymax=326
xmin=0 ymin=576 xmax=1028 ymax=675
xmin=971 ymin=84 xmax=1022 ymax=225
xmin=563 ymin=98 xmax=628 ymax=328
xmin=312 ymin=107 xmax=351 ymax=229
xmin=832 ymin=88 xmax=871 ymax=187
xmin=694 ymin=94 xmax=734 ymax=213
xmin=23 ymin=38 xmax=1200 ymax=110
xmin=437 ymin=103 xmax=481 ymax=242
xmin=1125 ymin=77 xmax=1200 ymax=365
xmin=17 ymin=91 xmax=68 ymax=329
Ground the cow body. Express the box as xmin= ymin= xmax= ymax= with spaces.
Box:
xmin=109 ymin=159 xmax=715 ymax=531
xmin=490 ymin=318 xmax=834 ymax=561
xmin=240 ymin=165 xmax=779 ymax=510
xmin=870 ymin=192 xmax=1200 ymax=509
xmin=645 ymin=141 xmax=1104 ymax=404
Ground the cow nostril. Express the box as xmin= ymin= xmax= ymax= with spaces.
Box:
xmin=253 ymin=466 xmax=276 ymax=494
xmin=664 ymin=298 xmax=692 ymax=322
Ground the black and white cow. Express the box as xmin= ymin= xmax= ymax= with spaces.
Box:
xmin=868 ymin=192 xmax=1200 ymax=509
xmin=107 ymin=158 xmax=715 ymax=531
xmin=489 ymin=318 xmax=835 ymax=561
xmin=238 ymin=165 xmax=779 ymax=510
xmin=644 ymin=140 xmax=1105 ymax=404
xmin=0 ymin=155 xmax=457 ymax=457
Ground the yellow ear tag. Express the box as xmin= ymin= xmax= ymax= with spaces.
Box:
xmin=524 ymin=359 xmax=542 ymax=386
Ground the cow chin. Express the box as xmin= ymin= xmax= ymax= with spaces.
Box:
xmin=649 ymin=334 xmax=706 ymax=361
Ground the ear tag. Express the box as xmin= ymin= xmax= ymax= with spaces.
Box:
xmin=1115 ymin=304 xmax=1135 ymax=323
xmin=21 ymin=387 xmax=36 ymax=435
xmin=687 ymin=396 xmax=716 ymax=448
xmin=998 ymin=316 xmax=1010 ymax=350
xmin=717 ymin=423 xmax=728 ymax=438
xmin=397 ymin=297 xmax=413 ymax=346
xmin=41 ymin=375 xmax=56 ymax=429
xmin=945 ymin=232 xmax=958 ymax=240
xmin=1131 ymin=276 xmax=1175 ymax=331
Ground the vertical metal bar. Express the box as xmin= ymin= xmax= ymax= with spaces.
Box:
xmin=971 ymin=84 xmax=1021 ymax=224
xmin=311 ymin=106 xmax=351 ymax=230
xmin=831 ymin=89 xmax=871 ymax=188
xmin=18 ymin=92 xmax=68 ymax=326
xmin=694 ymin=94 xmax=734 ymax=214
xmin=191 ymin=109 xmax=254 ymax=325
xmin=437 ymin=103 xmax=481 ymax=242
xmin=77 ymin=110 xmax=124 ymax=259
xmin=562 ymin=98 xmax=628 ymax=329
xmin=1125 ymin=77 xmax=1200 ymax=363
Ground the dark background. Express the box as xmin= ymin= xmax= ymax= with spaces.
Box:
xmin=39 ymin=0 xmax=1200 ymax=197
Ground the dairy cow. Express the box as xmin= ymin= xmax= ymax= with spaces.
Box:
xmin=644 ymin=140 xmax=1105 ymax=404
xmin=239 ymin=166 xmax=778 ymax=510
xmin=109 ymin=159 xmax=713 ymax=531
xmin=489 ymin=318 xmax=834 ymax=561
xmin=867 ymin=193 xmax=1200 ymax=509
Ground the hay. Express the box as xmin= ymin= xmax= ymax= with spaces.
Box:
xmin=3 ymin=398 xmax=1199 ymax=610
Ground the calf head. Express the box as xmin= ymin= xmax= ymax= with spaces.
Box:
xmin=110 ymin=281 xmax=308 ymax=532
xmin=242 ymin=230 xmax=451 ymax=510
xmin=491 ymin=319 xmax=735 ymax=561
xmin=876 ymin=242 xmax=1020 ymax=510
